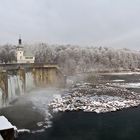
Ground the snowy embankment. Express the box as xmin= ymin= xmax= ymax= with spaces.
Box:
xmin=49 ymin=83 xmax=140 ymax=113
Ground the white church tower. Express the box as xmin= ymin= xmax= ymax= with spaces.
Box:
xmin=16 ymin=37 xmax=35 ymax=63
xmin=16 ymin=37 xmax=24 ymax=63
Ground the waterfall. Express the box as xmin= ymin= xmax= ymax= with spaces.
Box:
xmin=8 ymin=75 xmax=24 ymax=102
xmin=0 ymin=89 xmax=3 ymax=107
xmin=0 ymin=74 xmax=24 ymax=108
xmin=0 ymin=72 xmax=36 ymax=108
xmin=25 ymin=72 xmax=35 ymax=92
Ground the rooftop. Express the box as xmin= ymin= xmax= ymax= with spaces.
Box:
xmin=24 ymin=51 xmax=34 ymax=57
xmin=0 ymin=116 xmax=16 ymax=131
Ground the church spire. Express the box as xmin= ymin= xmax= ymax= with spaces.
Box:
xmin=18 ymin=35 xmax=22 ymax=45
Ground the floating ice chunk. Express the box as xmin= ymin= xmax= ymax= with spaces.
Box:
xmin=32 ymin=129 xmax=45 ymax=133
xmin=112 ymin=79 xmax=125 ymax=82
xmin=17 ymin=129 xmax=30 ymax=133
xmin=94 ymin=108 xmax=102 ymax=113
xmin=127 ymin=83 xmax=140 ymax=88
xmin=37 ymin=122 xmax=43 ymax=127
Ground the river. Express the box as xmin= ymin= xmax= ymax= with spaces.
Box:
xmin=1 ymin=73 xmax=140 ymax=140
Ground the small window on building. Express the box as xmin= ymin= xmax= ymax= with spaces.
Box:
xmin=20 ymin=56 xmax=22 ymax=59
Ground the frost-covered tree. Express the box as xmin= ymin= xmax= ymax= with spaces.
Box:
xmin=0 ymin=44 xmax=16 ymax=63
xmin=1 ymin=42 xmax=140 ymax=75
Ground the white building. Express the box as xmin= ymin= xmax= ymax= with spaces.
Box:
xmin=16 ymin=38 xmax=35 ymax=63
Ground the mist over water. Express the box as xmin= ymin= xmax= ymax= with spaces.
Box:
xmin=0 ymin=88 xmax=63 ymax=130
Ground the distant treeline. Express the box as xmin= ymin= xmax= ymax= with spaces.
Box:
xmin=0 ymin=44 xmax=140 ymax=75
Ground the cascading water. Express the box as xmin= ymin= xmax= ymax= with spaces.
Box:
xmin=8 ymin=75 xmax=24 ymax=101
xmin=0 ymin=72 xmax=35 ymax=108
xmin=0 ymin=89 xmax=3 ymax=107
xmin=25 ymin=72 xmax=35 ymax=92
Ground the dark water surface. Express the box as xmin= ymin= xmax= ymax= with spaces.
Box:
xmin=17 ymin=108 xmax=140 ymax=140
xmin=0 ymin=102 xmax=44 ymax=130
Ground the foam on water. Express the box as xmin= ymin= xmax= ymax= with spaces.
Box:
xmin=30 ymin=89 xmax=62 ymax=130
xmin=26 ymin=88 xmax=61 ymax=117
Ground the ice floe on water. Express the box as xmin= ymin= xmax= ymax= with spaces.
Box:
xmin=49 ymin=83 xmax=140 ymax=114
xmin=110 ymin=82 xmax=140 ymax=89
xmin=17 ymin=128 xmax=46 ymax=134
xmin=124 ymin=83 xmax=140 ymax=88
xmin=17 ymin=129 xmax=31 ymax=133
xmin=112 ymin=79 xmax=125 ymax=82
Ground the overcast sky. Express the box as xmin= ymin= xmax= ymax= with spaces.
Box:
xmin=0 ymin=0 xmax=140 ymax=49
